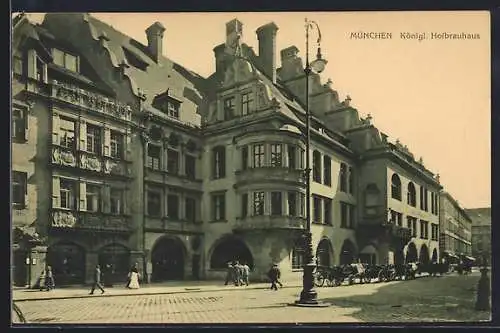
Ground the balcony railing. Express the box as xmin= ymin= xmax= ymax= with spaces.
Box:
xmin=144 ymin=217 xmax=203 ymax=233
xmin=233 ymin=215 xmax=306 ymax=232
xmin=235 ymin=167 xmax=305 ymax=188
xmin=51 ymin=146 xmax=130 ymax=177
xmin=51 ymin=208 xmax=131 ymax=232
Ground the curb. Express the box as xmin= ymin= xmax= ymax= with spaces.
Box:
xmin=13 ymin=283 xmax=301 ymax=302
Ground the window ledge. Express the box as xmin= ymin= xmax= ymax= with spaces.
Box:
xmin=12 ymin=138 xmax=28 ymax=144
xmin=291 ymin=269 xmax=304 ymax=272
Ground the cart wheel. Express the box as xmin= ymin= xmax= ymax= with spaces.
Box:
xmin=314 ymin=272 xmax=325 ymax=287
xmin=327 ymin=278 xmax=334 ymax=287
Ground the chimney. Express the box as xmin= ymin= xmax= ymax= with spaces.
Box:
xmin=256 ymin=22 xmax=279 ymax=84
xmin=213 ymin=43 xmax=227 ymax=80
xmin=146 ymin=22 xmax=166 ymax=63
xmin=225 ymin=19 xmax=243 ymax=55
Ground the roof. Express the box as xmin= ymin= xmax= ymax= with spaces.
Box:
xmin=441 ymin=192 xmax=472 ymax=222
xmin=84 ymin=15 xmax=206 ymax=126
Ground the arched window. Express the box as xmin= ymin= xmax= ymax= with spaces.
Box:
xmin=323 ymin=155 xmax=331 ymax=186
xmin=316 ymin=239 xmax=333 ymax=267
xmin=312 ymin=150 xmax=321 ymax=183
xmin=98 ymin=243 xmax=130 ymax=283
xmin=391 ymin=174 xmax=402 ymax=200
xmin=407 ymin=182 xmax=416 ymax=206
xmin=47 ymin=242 xmax=86 ymax=286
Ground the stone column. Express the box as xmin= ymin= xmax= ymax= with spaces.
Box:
xmin=86 ymin=251 xmax=99 ymax=284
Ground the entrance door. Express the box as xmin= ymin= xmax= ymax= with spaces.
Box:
xmin=13 ymin=250 xmax=28 ymax=287
xmin=47 ymin=242 xmax=86 ymax=286
xmin=151 ymin=237 xmax=185 ymax=281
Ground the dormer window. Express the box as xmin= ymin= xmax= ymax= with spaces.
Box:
xmin=223 ymin=96 xmax=236 ymax=120
xmin=52 ymin=48 xmax=79 ymax=72
xmin=167 ymin=101 xmax=179 ymax=119
xmin=152 ymin=91 xmax=183 ymax=119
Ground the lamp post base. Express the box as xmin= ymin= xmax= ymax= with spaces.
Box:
xmin=290 ymin=262 xmax=329 ymax=308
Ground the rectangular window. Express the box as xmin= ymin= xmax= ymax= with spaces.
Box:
xmin=299 ymin=193 xmax=305 ymax=217
xmin=13 ymin=56 xmax=23 ymax=75
xmin=270 ymin=144 xmax=282 ymax=167
xmin=185 ymin=154 xmax=196 ymax=179
xmin=340 ymin=202 xmax=348 ymax=228
xmin=348 ymin=204 xmax=355 ymax=228
xmin=288 ymin=145 xmax=296 ymax=169
xmin=86 ymin=124 xmax=102 ymax=155
xmin=348 ymin=167 xmax=355 ymax=194
xmin=12 ymin=171 xmax=27 ymax=208
xmin=167 ymin=149 xmax=179 ymax=175
xmin=420 ymin=186 xmax=424 ymax=210
xmin=292 ymin=246 xmax=305 ymax=270
xmin=253 ymin=144 xmax=265 ymax=168
xmin=241 ymin=146 xmax=248 ymax=170
xmin=36 ymin=57 xmax=44 ymax=82
xmin=185 ymin=197 xmax=196 ymax=222
xmin=60 ymin=179 xmax=77 ymax=210
xmin=168 ymin=102 xmax=180 ymax=119
xmin=271 ymin=192 xmax=282 ymax=215
xmin=340 ymin=164 xmax=347 ymax=192
xmin=212 ymin=193 xmax=226 ymax=221
xmin=420 ymin=220 xmax=425 ymax=239
xmin=212 ymin=146 xmax=226 ymax=179
xmin=299 ymin=149 xmax=305 ymax=169
xmin=59 ymin=117 xmax=76 ymax=149
xmin=241 ymin=92 xmax=254 ymax=115
xmin=110 ymin=131 xmax=123 ymax=159
xmin=323 ymin=156 xmax=331 ymax=186
xmin=86 ymin=184 xmax=101 ymax=212
xmin=167 ymin=194 xmax=179 ymax=219
xmin=313 ymin=196 xmax=322 ymax=223
xmin=253 ymin=191 xmax=265 ymax=216
xmin=110 ymin=188 xmax=123 ymax=214
xmin=52 ymin=48 xmax=79 ymax=72
xmin=313 ymin=152 xmax=321 ymax=183
xmin=241 ymin=193 xmax=248 ymax=218
xmin=391 ymin=210 xmax=402 ymax=227
xmin=147 ymin=145 xmax=161 ymax=170
xmin=324 ymin=198 xmax=332 ymax=225
xmin=12 ymin=109 xmax=26 ymax=142
xmin=223 ymin=96 xmax=235 ymax=120
xmin=147 ymin=191 xmax=161 ymax=217
xmin=288 ymin=192 xmax=297 ymax=216
xmin=424 ymin=189 xmax=429 ymax=211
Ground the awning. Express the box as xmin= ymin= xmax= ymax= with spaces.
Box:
xmin=464 ymin=256 xmax=476 ymax=261
xmin=444 ymin=252 xmax=460 ymax=259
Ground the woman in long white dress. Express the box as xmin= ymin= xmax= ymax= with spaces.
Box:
xmin=128 ymin=270 xmax=140 ymax=289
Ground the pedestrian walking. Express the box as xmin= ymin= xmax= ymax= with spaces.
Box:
xmin=233 ymin=261 xmax=241 ymax=286
xmin=241 ymin=262 xmax=250 ymax=286
xmin=44 ymin=266 xmax=55 ymax=291
xmin=267 ymin=263 xmax=281 ymax=291
xmin=127 ymin=263 xmax=141 ymax=289
xmin=126 ymin=263 xmax=139 ymax=289
xmin=36 ymin=268 xmax=46 ymax=291
xmin=224 ymin=262 xmax=233 ymax=286
xmin=89 ymin=264 xmax=105 ymax=295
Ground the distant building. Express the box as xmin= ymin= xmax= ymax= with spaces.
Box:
xmin=11 ymin=13 xmax=443 ymax=287
xmin=465 ymin=207 xmax=491 ymax=266
xmin=439 ymin=192 xmax=473 ymax=265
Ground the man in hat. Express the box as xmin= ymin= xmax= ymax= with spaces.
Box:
xmin=267 ymin=263 xmax=281 ymax=291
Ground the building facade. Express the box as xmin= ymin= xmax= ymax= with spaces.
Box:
xmin=466 ymin=207 xmax=491 ymax=266
xmin=439 ymin=192 xmax=473 ymax=265
xmin=11 ymin=13 xmax=443 ymax=287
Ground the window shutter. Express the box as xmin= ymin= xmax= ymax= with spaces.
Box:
xmin=79 ymin=121 xmax=87 ymax=151
xmin=52 ymin=177 xmax=60 ymax=208
xmin=23 ymin=173 xmax=28 ymax=208
xmin=79 ymin=182 xmax=87 ymax=211
xmin=24 ymin=110 xmax=29 ymax=141
xmin=27 ymin=49 xmax=37 ymax=79
xmin=52 ymin=113 xmax=60 ymax=145
xmin=103 ymin=127 xmax=111 ymax=156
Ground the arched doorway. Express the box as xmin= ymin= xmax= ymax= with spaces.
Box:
xmin=431 ymin=248 xmax=438 ymax=263
xmin=406 ymin=242 xmax=418 ymax=263
xmin=340 ymin=239 xmax=356 ymax=265
xmin=419 ymin=244 xmax=430 ymax=265
xmin=151 ymin=237 xmax=186 ymax=281
xmin=316 ymin=238 xmax=333 ymax=267
xmin=47 ymin=242 xmax=86 ymax=286
xmin=210 ymin=236 xmax=253 ymax=269
xmin=359 ymin=244 xmax=377 ymax=265
xmin=98 ymin=243 xmax=130 ymax=284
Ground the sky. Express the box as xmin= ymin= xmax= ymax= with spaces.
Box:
xmin=24 ymin=11 xmax=491 ymax=209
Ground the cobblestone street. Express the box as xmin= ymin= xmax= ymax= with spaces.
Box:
xmin=13 ymin=272 xmax=490 ymax=324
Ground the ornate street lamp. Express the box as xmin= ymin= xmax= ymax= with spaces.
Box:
xmin=295 ymin=18 xmax=328 ymax=307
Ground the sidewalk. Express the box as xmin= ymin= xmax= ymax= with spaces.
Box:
xmin=12 ymin=280 xmax=302 ymax=302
